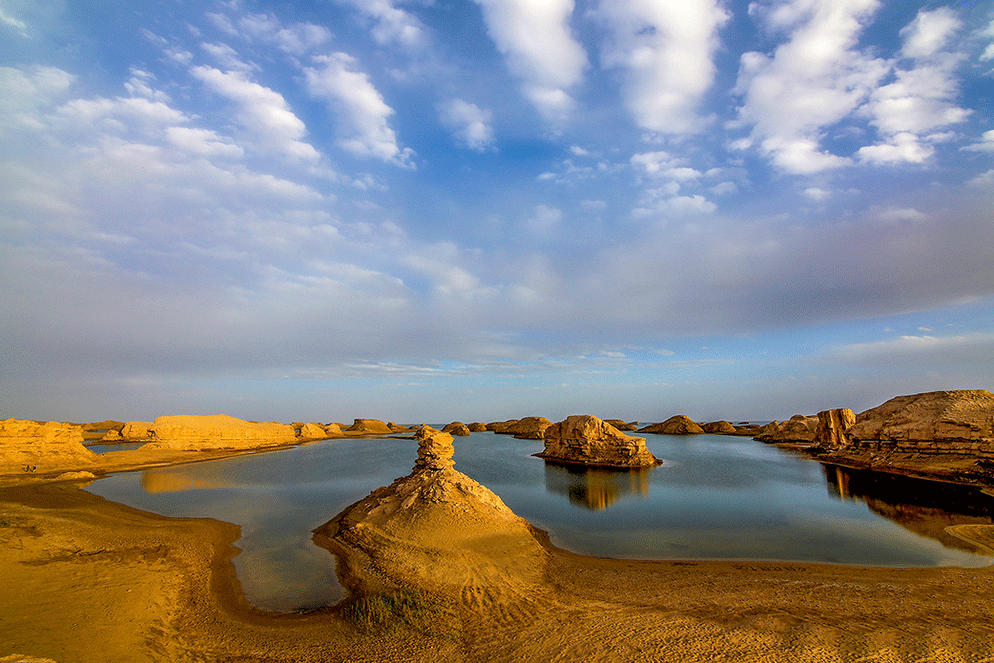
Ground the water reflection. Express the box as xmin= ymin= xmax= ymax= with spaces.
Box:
xmin=822 ymin=464 xmax=994 ymax=554
xmin=543 ymin=462 xmax=650 ymax=510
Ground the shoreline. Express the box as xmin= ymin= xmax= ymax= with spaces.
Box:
xmin=3 ymin=479 xmax=994 ymax=662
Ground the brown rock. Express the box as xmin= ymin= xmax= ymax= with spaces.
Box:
xmin=323 ymin=423 xmax=343 ymax=436
xmin=387 ymin=422 xmax=413 ymax=433
xmin=703 ymin=420 xmax=737 ymax=434
xmin=849 ymin=391 xmax=994 ymax=446
xmin=138 ymin=415 xmax=297 ymax=451
xmin=442 ymin=422 xmax=471 ymax=436
xmin=487 ymin=419 xmax=520 ymax=433
xmin=81 ymin=420 xmax=125 ymax=432
xmin=639 ymin=415 xmax=704 ymax=435
xmin=539 ymin=415 xmax=660 ymax=468
xmin=345 ymin=419 xmax=393 ymax=435
xmin=814 ymin=409 xmax=856 ymax=449
xmin=757 ymin=415 xmax=819 ymax=443
xmin=468 ymin=422 xmax=488 ymax=432
xmin=100 ymin=429 xmax=123 ymax=442
xmin=120 ymin=421 xmax=154 ymax=441
xmin=507 ymin=417 xmax=553 ymax=439
xmin=604 ymin=419 xmax=638 ymax=432
xmin=0 ymin=419 xmax=95 ymax=472
xmin=299 ymin=422 xmax=330 ymax=439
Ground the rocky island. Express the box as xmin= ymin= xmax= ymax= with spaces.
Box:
xmin=537 ymin=414 xmax=661 ymax=467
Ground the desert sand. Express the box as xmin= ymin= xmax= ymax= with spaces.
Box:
xmin=3 ymin=449 xmax=994 ymax=662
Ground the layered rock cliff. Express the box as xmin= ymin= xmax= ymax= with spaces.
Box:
xmin=538 ymin=415 xmax=660 ymax=468
xmin=0 ymin=419 xmax=95 ymax=472
xmin=138 ymin=415 xmax=298 ymax=451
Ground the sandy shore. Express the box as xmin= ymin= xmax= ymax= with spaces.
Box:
xmin=2 ymin=479 xmax=994 ymax=663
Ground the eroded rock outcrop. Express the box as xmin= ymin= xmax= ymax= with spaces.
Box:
xmin=346 ymin=419 xmax=393 ymax=435
xmin=468 ymin=422 xmax=488 ymax=432
xmin=604 ymin=419 xmax=638 ymax=432
xmin=755 ymin=415 xmax=818 ymax=443
xmin=387 ymin=422 xmax=413 ymax=433
xmin=504 ymin=417 xmax=553 ymax=440
xmin=0 ymin=419 xmax=95 ymax=472
xmin=313 ymin=426 xmax=546 ymax=598
xmin=486 ymin=419 xmax=519 ymax=434
xmin=703 ymin=420 xmax=737 ymax=434
xmin=120 ymin=421 xmax=154 ymax=441
xmin=442 ymin=422 xmax=471 ymax=436
xmin=138 ymin=415 xmax=297 ymax=451
xmin=848 ymin=391 xmax=994 ymax=451
xmin=538 ymin=415 xmax=660 ymax=468
xmin=814 ymin=409 xmax=856 ymax=450
xmin=299 ymin=422 xmax=331 ymax=440
xmin=639 ymin=415 xmax=704 ymax=435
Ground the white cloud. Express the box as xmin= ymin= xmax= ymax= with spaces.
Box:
xmin=236 ymin=12 xmax=332 ymax=54
xmin=803 ymin=187 xmax=831 ymax=201
xmin=191 ymin=65 xmax=320 ymax=162
xmin=963 ymin=129 xmax=994 ymax=153
xmin=526 ymin=204 xmax=562 ymax=235
xmin=337 ymin=0 xmax=427 ymax=49
xmin=734 ymin=0 xmax=889 ymax=174
xmin=858 ymin=9 xmax=970 ymax=165
xmin=827 ymin=333 xmax=994 ymax=366
xmin=472 ymin=0 xmax=587 ymax=126
xmin=166 ymin=126 xmax=244 ymax=159
xmin=0 ymin=7 xmax=28 ymax=36
xmin=201 ymin=42 xmax=256 ymax=72
xmin=876 ymin=206 xmax=925 ymax=223
xmin=593 ymin=0 xmax=728 ymax=134
xmin=304 ymin=53 xmax=415 ymax=167
xmin=437 ymin=99 xmax=495 ymax=151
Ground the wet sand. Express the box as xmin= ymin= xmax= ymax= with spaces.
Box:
xmin=3 ymin=477 xmax=994 ymax=663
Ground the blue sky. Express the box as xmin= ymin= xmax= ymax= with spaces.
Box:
xmin=2 ymin=0 xmax=992 ymax=424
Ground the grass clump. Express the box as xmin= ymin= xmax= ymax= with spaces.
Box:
xmin=343 ymin=589 xmax=455 ymax=637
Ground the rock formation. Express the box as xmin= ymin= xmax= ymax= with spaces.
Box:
xmin=755 ymin=415 xmax=818 ymax=443
xmin=468 ymin=422 xmax=488 ymax=432
xmin=604 ymin=419 xmax=638 ymax=432
xmin=100 ymin=429 xmax=124 ymax=442
xmin=639 ymin=415 xmax=704 ymax=435
xmin=299 ymin=422 xmax=330 ymax=440
xmin=486 ymin=419 xmax=519 ymax=433
xmin=538 ymin=415 xmax=661 ymax=468
xmin=848 ymin=391 xmax=994 ymax=451
xmin=120 ymin=422 xmax=154 ymax=441
xmin=387 ymin=422 xmax=412 ymax=433
xmin=813 ymin=409 xmax=857 ymax=450
xmin=703 ymin=420 xmax=737 ymax=434
xmin=506 ymin=417 xmax=553 ymax=439
xmin=323 ymin=423 xmax=343 ymax=436
xmin=137 ymin=415 xmax=297 ymax=451
xmin=0 ymin=419 xmax=95 ymax=472
xmin=313 ymin=426 xmax=546 ymax=598
xmin=442 ymin=422 xmax=471 ymax=436
xmin=346 ymin=419 xmax=393 ymax=435
xmin=81 ymin=420 xmax=125 ymax=432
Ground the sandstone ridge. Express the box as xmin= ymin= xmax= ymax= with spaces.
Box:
xmin=138 ymin=415 xmax=298 ymax=451
xmin=0 ymin=419 xmax=95 ymax=472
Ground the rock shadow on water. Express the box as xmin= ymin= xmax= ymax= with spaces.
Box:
xmin=542 ymin=461 xmax=651 ymax=511
xmin=822 ymin=463 xmax=994 ymax=557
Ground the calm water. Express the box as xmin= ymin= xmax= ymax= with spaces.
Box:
xmin=86 ymin=432 xmax=994 ymax=612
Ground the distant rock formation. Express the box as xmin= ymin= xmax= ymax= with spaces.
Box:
xmin=755 ymin=415 xmax=818 ymax=443
xmin=346 ymin=419 xmax=393 ymax=435
xmin=387 ymin=422 xmax=412 ymax=433
xmin=813 ymin=409 xmax=856 ymax=450
xmin=703 ymin=420 xmax=736 ymax=434
xmin=442 ymin=422 xmax=471 ymax=436
xmin=120 ymin=422 xmax=154 ymax=441
xmin=313 ymin=426 xmax=546 ymax=597
xmin=538 ymin=415 xmax=660 ymax=468
xmin=138 ymin=415 xmax=298 ymax=451
xmin=468 ymin=422 xmax=488 ymax=432
xmin=848 ymin=391 xmax=994 ymax=449
xmin=299 ymin=422 xmax=331 ymax=440
xmin=604 ymin=419 xmax=638 ymax=432
xmin=81 ymin=420 xmax=125 ymax=432
xmin=0 ymin=419 xmax=95 ymax=472
xmin=486 ymin=419 xmax=519 ymax=433
xmin=100 ymin=429 xmax=124 ymax=442
xmin=639 ymin=415 xmax=704 ymax=435
xmin=498 ymin=417 xmax=553 ymax=439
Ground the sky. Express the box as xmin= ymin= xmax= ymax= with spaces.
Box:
xmin=1 ymin=0 xmax=993 ymax=425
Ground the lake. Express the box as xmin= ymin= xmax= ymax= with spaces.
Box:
xmin=85 ymin=431 xmax=994 ymax=612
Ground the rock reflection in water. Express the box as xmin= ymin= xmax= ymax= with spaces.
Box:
xmin=822 ymin=464 xmax=994 ymax=554
xmin=544 ymin=462 xmax=650 ymax=510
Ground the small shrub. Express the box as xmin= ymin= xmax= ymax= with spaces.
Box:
xmin=343 ymin=589 xmax=454 ymax=637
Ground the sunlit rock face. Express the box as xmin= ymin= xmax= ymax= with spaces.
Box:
xmin=346 ymin=419 xmax=393 ymax=434
xmin=814 ymin=409 xmax=857 ymax=450
xmin=703 ymin=420 xmax=736 ymax=434
xmin=756 ymin=415 xmax=818 ymax=443
xmin=120 ymin=421 xmax=154 ymax=441
xmin=0 ymin=419 xmax=95 ymax=471
xmin=442 ymin=422 xmax=471 ymax=436
xmin=299 ymin=422 xmax=330 ymax=439
xmin=314 ymin=426 xmax=546 ymax=597
xmin=507 ymin=417 xmax=554 ymax=440
xmin=539 ymin=415 xmax=660 ymax=468
xmin=138 ymin=414 xmax=297 ymax=451
xmin=848 ymin=391 xmax=994 ymax=455
xmin=639 ymin=415 xmax=704 ymax=435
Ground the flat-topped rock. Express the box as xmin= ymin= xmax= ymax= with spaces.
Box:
xmin=639 ymin=415 xmax=704 ymax=435
xmin=539 ymin=415 xmax=660 ymax=468
xmin=849 ymin=390 xmax=994 ymax=444
xmin=507 ymin=417 xmax=553 ymax=439
xmin=138 ymin=415 xmax=297 ymax=451
xmin=756 ymin=415 xmax=818 ymax=443
xmin=0 ymin=419 xmax=95 ymax=472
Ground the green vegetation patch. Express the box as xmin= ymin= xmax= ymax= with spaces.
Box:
xmin=343 ymin=589 xmax=455 ymax=638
